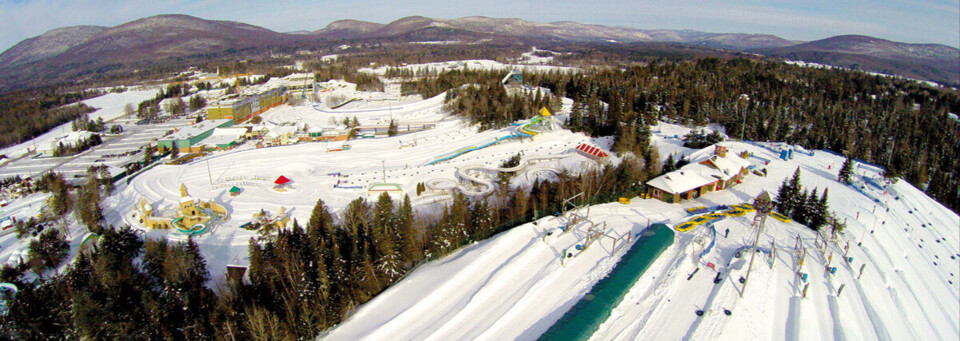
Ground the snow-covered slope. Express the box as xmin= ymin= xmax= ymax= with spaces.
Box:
xmin=323 ymin=133 xmax=959 ymax=340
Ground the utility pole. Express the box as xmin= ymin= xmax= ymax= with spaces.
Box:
xmin=381 ymin=160 xmax=386 ymax=183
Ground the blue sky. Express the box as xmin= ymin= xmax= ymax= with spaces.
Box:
xmin=1 ymin=0 xmax=957 ymax=52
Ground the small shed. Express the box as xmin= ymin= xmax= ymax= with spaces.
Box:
xmin=229 ymin=186 xmax=242 ymax=196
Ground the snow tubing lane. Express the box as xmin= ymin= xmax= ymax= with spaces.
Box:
xmin=538 ymin=224 xmax=675 ymax=341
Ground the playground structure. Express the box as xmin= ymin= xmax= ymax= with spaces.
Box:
xmin=248 ymin=206 xmax=291 ymax=232
xmin=424 ymin=108 xmax=558 ymax=166
xmin=136 ymin=184 xmax=229 ymax=235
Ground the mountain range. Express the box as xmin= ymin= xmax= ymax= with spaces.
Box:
xmin=0 ymin=14 xmax=957 ymax=91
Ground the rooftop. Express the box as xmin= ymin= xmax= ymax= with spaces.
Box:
xmin=647 ymin=169 xmax=715 ymax=195
xmin=200 ymin=127 xmax=247 ymax=147
xmin=647 ymin=144 xmax=752 ymax=194
xmin=160 ymin=119 xmax=231 ymax=141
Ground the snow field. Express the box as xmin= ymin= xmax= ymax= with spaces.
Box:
xmin=103 ymin=89 xmax=602 ymax=282
xmin=324 ymin=136 xmax=958 ymax=340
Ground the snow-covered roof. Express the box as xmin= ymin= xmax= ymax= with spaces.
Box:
xmin=200 ymin=128 xmax=246 ymax=147
xmin=648 ymin=145 xmax=752 ymax=194
xmin=646 ymin=169 xmax=715 ymax=195
xmin=266 ymin=125 xmax=298 ymax=138
xmin=162 ymin=119 xmax=231 ymax=141
xmin=703 ymin=155 xmax=749 ymax=181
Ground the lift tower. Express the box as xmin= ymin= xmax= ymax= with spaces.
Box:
xmin=741 ymin=191 xmax=774 ymax=297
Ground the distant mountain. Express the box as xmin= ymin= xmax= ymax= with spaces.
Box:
xmin=312 ymin=19 xmax=385 ymax=39
xmin=50 ymin=14 xmax=289 ymax=63
xmin=310 ymin=16 xmax=791 ymax=49
xmin=759 ymin=35 xmax=960 ymax=84
xmin=0 ymin=25 xmax=106 ymax=68
xmin=1 ymin=15 xmax=957 ymax=91
xmin=766 ymin=35 xmax=958 ymax=61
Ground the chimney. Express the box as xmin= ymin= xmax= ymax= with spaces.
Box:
xmin=714 ymin=144 xmax=727 ymax=158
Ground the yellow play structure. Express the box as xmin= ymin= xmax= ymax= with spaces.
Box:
xmin=137 ymin=184 xmax=229 ymax=235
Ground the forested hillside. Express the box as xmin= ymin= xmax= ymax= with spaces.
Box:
xmin=536 ymin=58 xmax=960 ymax=212
xmin=409 ymin=58 xmax=960 ymax=212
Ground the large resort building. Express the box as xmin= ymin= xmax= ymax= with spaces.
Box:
xmin=646 ymin=145 xmax=751 ymax=203
xmin=206 ymin=86 xmax=285 ymax=123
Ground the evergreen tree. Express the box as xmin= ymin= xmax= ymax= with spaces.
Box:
xmin=27 ymin=229 xmax=68 ymax=274
xmin=372 ymin=193 xmax=402 ymax=280
xmin=794 ymin=189 xmax=810 ymax=224
xmin=398 ymin=195 xmax=419 ymax=263
xmin=307 ymin=198 xmax=335 ymax=245
xmin=663 ymin=153 xmax=676 ymax=173
xmin=775 ymin=168 xmax=803 ymax=216
xmin=839 ymin=155 xmax=854 ymax=184
xmin=76 ymin=173 xmax=104 ymax=230
xmin=809 ymin=188 xmax=830 ymax=230
xmin=387 ymin=119 xmax=398 ymax=136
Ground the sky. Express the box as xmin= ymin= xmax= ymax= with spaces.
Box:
xmin=1 ymin=0 xmax=958 ymax=52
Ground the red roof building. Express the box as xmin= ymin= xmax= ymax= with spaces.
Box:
xmin=274 ymin=175 xmax=291 ymax=186
xmin=574 ymin=144 xmax=609 ymax=159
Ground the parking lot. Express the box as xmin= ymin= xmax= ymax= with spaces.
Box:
xmin=0 ymin=118 xmax=194 ymax=180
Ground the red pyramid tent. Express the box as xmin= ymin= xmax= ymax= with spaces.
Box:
xmin=274 ymin=175 xmax=291 ymax=185
xmin=575 ymin=144 xmax=609 ymax=159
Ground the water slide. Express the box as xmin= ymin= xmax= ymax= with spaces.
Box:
xmin=426 ymin=152 xmax=575 ymax=197
xmin=425 ymin=116 xmax=545 ymax=166
xmin=454 ymin=153 xmax=575 ymax=196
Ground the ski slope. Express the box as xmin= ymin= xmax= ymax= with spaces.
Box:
xmin=323 ymin=137 xmax=959 ymax=340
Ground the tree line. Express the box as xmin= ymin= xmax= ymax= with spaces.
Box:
xmin=525 ymin=58 xmax=960 ymax=212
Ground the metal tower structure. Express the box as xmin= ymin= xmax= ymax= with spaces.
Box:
xmin=741 ymin=191 xmax=774 ymax=297
xmin=501 ymin=69 xmax=523 ymax=87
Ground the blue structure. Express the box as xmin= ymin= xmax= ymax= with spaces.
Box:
xmin=698 ymin=224 xmax=718 ymax=259
xmin=539 ymin=224 xmax=675 ymax=341
xmin=425 ymin=115 xmax=544 ymax=166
